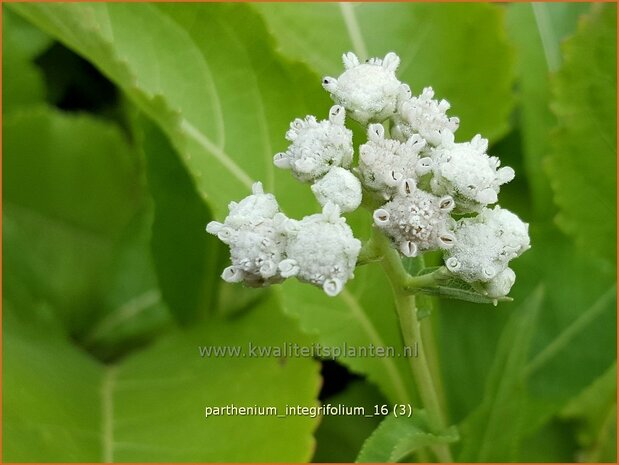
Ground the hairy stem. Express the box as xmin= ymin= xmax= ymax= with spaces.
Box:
xmin=375 ymin=230 xmax=453 ymax=462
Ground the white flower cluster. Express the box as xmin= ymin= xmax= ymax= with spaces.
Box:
xmin=280 ymin=202 xmax=361 ymax=296
xmin=205 ymin=182 xmax=290 ymax=286
xmin=321 ymin=51 xmax=528 ymax=297
xmin=445 ymin=207 xmax=530 ymax=298
xmin=429 ymin=135 xmax=515 ymax=212
xmin=373 ymin=179 xmax=456 ymax=257
xmin=392 ymin=86 xmax=460 ymax=146
xmin=274 ymin=105 xmax=362 ymax=213
xmin=274 ymin=105 xmax=353 ymax=183
xmin=359 ymin=124 xmax=432 ymax=197
xmin=209 ymin=50 xmax=530 ymax=300
xmin=207 ymin=183 xmax=360 ymax=296
xmin=322 ymin=52 xmax=404 ymax=125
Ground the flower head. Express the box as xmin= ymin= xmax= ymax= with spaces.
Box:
xmin=322 ymin=52 xmax=406 ymax=125
xmin=444 ymin=206 xmax=530 ymax=284
xmin=430 ymin=135 xmax=515 ymax=212
xmin=274 ymin=105 xmax=353 ymax=182
xmin=392 ymin=86 xmax=460 ymax=146
xmin=359 ymin=123 xmax=432 ymax=196
xmin=373 ymin=179 xmax=456 ymax=257
xmin=206 ymin=182 xmax=293 ymax=286
xmin=279 ymin=202 xmax=361 ymax=296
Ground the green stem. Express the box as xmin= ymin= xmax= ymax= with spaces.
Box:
xmin=375 ymin=231 xmax=453 ymax=462
xmin=415 ymin=260 xmax=449 ymax=428
xmin=420 ymin=314 xmax=448 ymax=423
xmin=404 ymin=266 xmax=450 ymax=292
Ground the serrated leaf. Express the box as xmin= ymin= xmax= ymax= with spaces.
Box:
xmin=9 ymin=3 xmax=330 ymax=220
xmin=506 ymin=3 xmax=591 ymax=217
xmin=3 ymin=294 xmax=321 ymax=462
xmin=356 ymin=410 xmax=458 ymax=463
xmin=254 ymin=2 xmax=514 ymax=142
xmin=546 ymin=5 xmax=617 ymax=263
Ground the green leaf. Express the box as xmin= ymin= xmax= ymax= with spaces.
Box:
xmin=9 ymin=3 xmax=330 ymax=220
xmin=506 ymin=3 xmax=591 ymax=217
xmin=3 ymin=301 xmax=104 ymax=461
xmin=111 ymin=294 xmax=320 ymax=462
xmin=313 ymin=381 xmax=385 ymax=462
xmin=279 ymin=258 xmax=415 ymax=405
xmin=448 ymin=224 xmax=616 ymax=461
xmin=79 ymin=209 xmax=174 ymax=361
xmin=3 ymin=107 xmax=142 ymax=333
xmin=414 ymin=268 xmax=512 ymax=305
xmin=514 ymin=226 xmax=616 ymax=435
xmin=140 ymin=117 xmax=223 ymax=326
xmin=516 ymin=421 xmax=578 ymax=462
xmin=546 ymin=5 xmax=617 ymax=263
xmin=4 ymin=294 xmax=321 ymax=462
xmin=561 ymin=363 xmax=617 ymax=462
xmin=2 ymin=9 xmax=51 ymax=113
xmin=356 ymin=410 xmax=458 ymax=463
xmin=457 ymin=286 xmax=544 ymax=461
xmin=438 ymin=222 xmax=616 ymax=432
xmin=254 ymin=2 xmax=514 ymax=142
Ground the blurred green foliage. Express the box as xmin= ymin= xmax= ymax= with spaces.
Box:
xmin=3 ymin=3 xmax=616 ymax=463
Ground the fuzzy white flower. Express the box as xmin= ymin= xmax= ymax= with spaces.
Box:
xmin=444 ymin=206 xmax=530 ymax=284
xmin=392 ymin=86 xmax=460 ymax=146
xmin=359 ymin=124 xmax=432 ymax=196
xmin=429 ymin=135 xmax=515 ymax=212
xmin=274 ymin=105 xmax=353 ymax=182
xmin=206 ymin=182 xmax=293 ymax=286
xmin=311 ymin=166 xmax=362 ymax=213
xmin=373 ymin=179 xmax=456 ymax=257
xmin=279 ymin=202 xmax=361 ymax=296
xmin=322 ymin=52 xmax=406 ymax=125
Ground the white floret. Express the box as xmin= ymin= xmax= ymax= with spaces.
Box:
xmin=206 ymin=182 xmax=293 ymax=287
xmin=359 ymin=124 xmax=432 ymax=197
xmin=430 ymin=134 xmax=515 ymax=212
xmin=322 ymin=51 xmax=407 ymax=125
xmin=392 ymin=86 xmax=460 ymax=146
xmin=373 ymin=179 xmax=456 ymax=257
xmin=311 ymin=166 xmax=362 ymax=213
xmin=444 ymin=206 xmax=530 ymax=284
xmin=480 ymin=267 xmax=516 ymax=299
xmin=279 ymin=202 xmax=361 ymax=296
xmin=274 ymin=105 xmax=353 ymax=182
